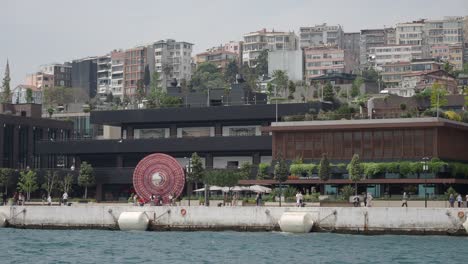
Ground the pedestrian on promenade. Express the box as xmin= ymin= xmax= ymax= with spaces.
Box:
xmin=18 ymin=193 xmax=24 ymax=206
xmin=255 ymin=192 xmax=262 ymax=206
xmin=232 ymin=192 xmax=238 ymax=206
xmin=13 ymin=192 xmax=18 ymax=206
xmin=353 ymin=196 xmax=360 ymax=207
xmin=296 ymin=191 xmax=303 ymax=207
xmin=466 ymin=194 xmax=468 ymax=208
xmin=168 ymin=193 xmax=174 ymax=206
xmin=363 ymin=192 xmax=367 ymax=207
xmin=366 ymin=193 xmax=373 ymax=207
xmin=47 ymin=195 xmax=52 ymax=206
xmin=1 ymin=192 xmax=6 ymax=206
xmin=62 ymin=192 xmax=68 ymax=206
xmin=157 ymin=195 xmax=163 ymax=206
xmin=133 ymin=194 xmax=138 ymax=206
xmin=457 ymin=194 xmax=462 ymax=208
xmin=449 ymin=194 xmax=455 ymax=208
xmin=402 ymin=192 xmax=408 ymax=207
xmin=150 ymin=194 xmax=155 ymax=206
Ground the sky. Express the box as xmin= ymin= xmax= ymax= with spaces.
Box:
xmin=1 ymin=0 xmax=467 ymax=87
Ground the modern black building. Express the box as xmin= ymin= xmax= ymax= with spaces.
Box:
xmin=72 ymin=57 xmax=98 ymax=98
xmin=0 ymin=104 xmax=73 ymax=170
xmin=36 ymin=103 xmax=323 ymax=201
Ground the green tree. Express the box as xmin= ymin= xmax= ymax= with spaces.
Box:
xmin=41 ymin=170 xmax=58 ymax=196
xmin=362 ymin=68 xmax=380 ymax=83
xmin=274 ymin=154 xmax=289 ymax=207
xmin=26 ymin=88 xmax=33 ymax=103
xmin=272 ymin=70 xmax=288 ymax=95
xmin=287 ymin=80 xmax=296 ymax=98
xmin=43 ymin=86 xmax=74 ymax=106
xmin=240 ymin=65 xmax=258 ymax=92
xmin=17 ymin=170 xmax=38 ymax=201
xmin=0 ymin=168 xmax=14 ymax=195
xmin=78 ymin=161 xmax=95 ymax=199
xmin=60 ymin=173 xmax=74 ymax=194
xmin=256 ymin=49 xmax=269 ymax=77
xmin=430 ymin=82 xmax=448 ymax=110
xmin=319 ymin=153 xmax=330 ymax=181
xmin=2 ymin=62 xmax=11 ymax=103
xmin=135 ymin=80 xmax=146 ymax=103
xmin=351 ymin=76 xmax=364 ymax=98
xmin=340 ymin=185 xmax=355 ymax=201
xmin=224 ymin=60 xmax=239 ymax=84
xmin=146 ymin=71 xmax=163 ymax=108
xmin=190 ymin=63 xmax=227 ymax=92
xmin=189 ymin=152 xmax=204 ymax=190
xmin=323 ymin=81 xmax=335 ymax=102
xmin=143 ymin=65 xmax=151 ymax=87
xmin=442 ymin=61 xmax=454 ymax=75
xmin=106 ymin=92 xmax=114 ymax=104
xmin=266 ymin=82 xmax=274 ymax=96
xmin=256 ymin=163 xmax=269 ymax=180
xmin=238 ymin=162 xmax=253 ymax=179
xmin=347 ymin=154 xmax=363 ymax=196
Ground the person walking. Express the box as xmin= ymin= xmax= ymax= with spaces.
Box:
xmin=255 ymin=192 xmax=262 ymax=206
xmin=295 ymin=191 xmax=303 ymax=207
xmin=363 ymin=192 xmax=368 ymax=207
xmin=466 ymin=194 xmax=468 ymax=208
xmin=133 ymin=194 xmax=138 ymax=206
xmin=18 ymin=193 xmax=24 ymax=206
xmin=457 ymin=194 xmax=462 ymax=208
xmin=62 ymin=192 xmax=68 ymax=206
xmin=402 ymin=192 xmax=408 ymax=207
xmin=449 ymin=194 xmax=455 ymax=208
xmin=366 ymin=193 xmax=373 ymax=207
xmin=1 ymin=192 xmax=6 ymax=206
xmin=47 ymin=195 xmax=52 ymax=206
xmin=150 ymin=194 xmax=155 ymax=206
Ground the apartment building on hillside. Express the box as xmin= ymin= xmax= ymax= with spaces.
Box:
xmin=25 ymin=72 xmax=55 ymax=90
xmin=153 ymin=39 xmax=193 ymax=89
xmin=110 ymin=50 xmax=125 ymax=99
xmin=304 ymin=45 xmax=345 ymax=81
xmin=97 ymin=55 xmax=112 ymax=98
xmin=242 ymin=28 xmax=298 ymax=67
xmin=299 ymin=23 xmax=344 ymax=48
xmin=124 ymin=46 xmax=147 ymax=100
xmin=40 ymin=63 xmax=72 ymax=87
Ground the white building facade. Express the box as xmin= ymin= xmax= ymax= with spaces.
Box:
xmin=153 ymin=39 xmax=193 ymax=89
xmin=242 ymin=29 xmax=298 ymax=67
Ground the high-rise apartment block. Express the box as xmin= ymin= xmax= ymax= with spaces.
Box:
xmin=242 ymin=29 xmax=298 ymax=67
xmin=396 ymin=20 xmax=425 ymax=45
xmin=368 ymin=45 xmax=423 ymax=68
xmin=222 ymin=41 xmax=243 ymax=56
xmin=299 ymin=23 xmax=344 ymax=48
xmin=110 ymin=50 xmax=125 ymax=99
xmin=40 ymin=63 xmax=72 ymax=87
xmin=124 ymin=46 xmax=148 ymax=99
xmin=153 ymin=39 xmax=193 ymax=89
xmin=97 ymin=55 xmax=112 ymax=97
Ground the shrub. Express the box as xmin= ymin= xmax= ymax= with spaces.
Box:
xmin=340 ymin=185 xmax=355 ymax=201
xmin=444 ymin=111 xmax=461 ymax=122
xmin=257 ymin=163 xmax=270 ymax=180
xmin=399 ymin=162 xmax=412 ymax=177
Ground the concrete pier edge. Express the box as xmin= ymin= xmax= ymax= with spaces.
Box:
xmin=0 ymin=205 xmax=467 ymax=236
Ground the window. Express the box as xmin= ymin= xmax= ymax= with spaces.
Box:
xmin=178 ymin=127 xmax=212 ymax=138
xmin=134 ymin=128 xmax=168 ymax=139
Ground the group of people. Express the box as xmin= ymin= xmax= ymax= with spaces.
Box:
xmin=353 ymin=193 xmax=374 ymax=207
xmin=131 ymin=193 xmax=177 ymax=206
xmin=296 ymin=191 xmax=304 ymax=207
xmin=448 ymin=193 xmax=468 ymax=208
xmin=41 ymin=192 xmax=68 ymax=206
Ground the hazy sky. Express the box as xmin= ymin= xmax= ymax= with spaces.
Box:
xmin=1 ymin=0 xmax=467 ymax=86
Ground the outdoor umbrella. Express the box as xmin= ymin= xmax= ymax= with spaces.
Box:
xmin=192 ymin=186 xmax=223 ymax=192
xmin=249 ymin=185 xmax=272 ymax=193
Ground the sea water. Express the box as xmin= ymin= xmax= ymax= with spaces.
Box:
xmin=1 ymin=229 xmax=467 ymax=264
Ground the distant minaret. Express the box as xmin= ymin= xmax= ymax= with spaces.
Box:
xmin=3 ymin=59 xmax=10 ymax=84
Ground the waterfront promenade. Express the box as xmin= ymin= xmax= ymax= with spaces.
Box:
xmin=1 ymin=204 xmax=467 ymax=235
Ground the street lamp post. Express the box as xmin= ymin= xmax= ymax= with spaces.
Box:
xmin=422 ymin=157 xmax=430 ymax=208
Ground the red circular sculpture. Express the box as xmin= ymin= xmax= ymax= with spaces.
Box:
xmin=133 ymin=153 xmax=185 ymax=204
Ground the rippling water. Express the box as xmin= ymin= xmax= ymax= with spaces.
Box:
xmin=1 ymin=229 xmax=467 ymax=264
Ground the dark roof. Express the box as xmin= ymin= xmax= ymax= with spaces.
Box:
xmin=310 ymin=73 xmax=357 ymax=81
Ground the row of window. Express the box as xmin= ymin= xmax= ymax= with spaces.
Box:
xmin=132 ymin=126 xmax=261 ymax=139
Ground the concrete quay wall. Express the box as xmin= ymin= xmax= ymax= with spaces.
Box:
xmin=0 ymin=206 xmax=467 ymax=235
